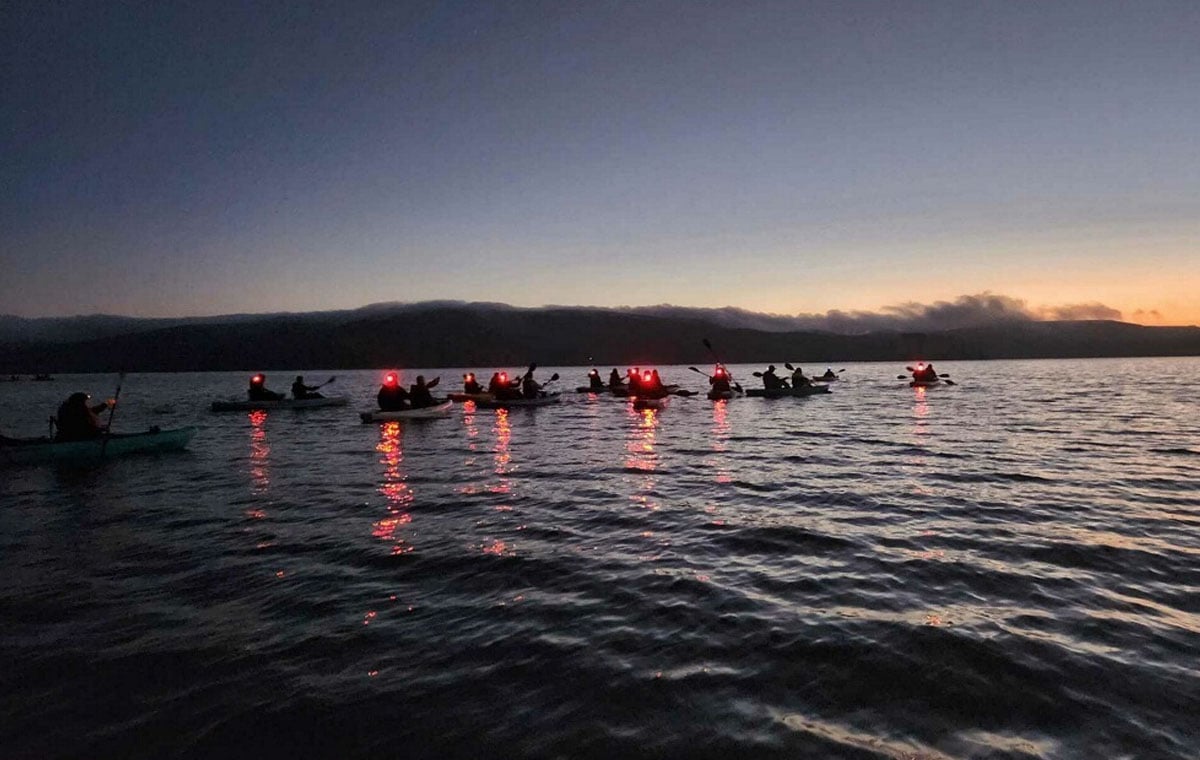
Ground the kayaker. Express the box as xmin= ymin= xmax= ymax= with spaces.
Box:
xmin=913 ymin=363 xmax=938 ymax=382
xmin=54 ymin=392 xmax=112 ymax=442
xmin=377 ymin=372 xmax=409 ymax=411
xmin=488 ymin=372 xmax=506 ymax=395
xmin=640 ymin=369 xmax=667 ymax=398
xmin=608 ymin=369 xmax=624 ymax=389
xmin=791 ymin=366 xmax=812 ymax=387
xmin=292 ymin=375 xmax=324 ymax=400
xmin=521 ymin=369 xmax=542 ymax=399
xmin=587 ymin=368 xmax=605 ymax=391
xmin=710 ymin=366 xmax=732 ymax=394
xmin=819 ymin=368 xmax=837 ymax=380
xmin=462 ymin=373 xmax=484 ymax=395
xmin=627 ymin=368 xmax=642 ymax=394
xmin=760 ymin=365 xmax=788 ymax=390
xmin=409 ymin=375 xmax=439 ymax=408
xmin=248 ymin=374 xmax=285 ymax=401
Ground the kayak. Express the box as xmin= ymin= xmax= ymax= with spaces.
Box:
xmin=633 ymin=396 xmax=669 ymax=410
xmin=575 ymin=386 xmax=611 ymax=394
xmin=745 ymin=386 xmax=831 ymax=398
xmin=707 ymin=389 xmax=742 ymax=400
xmin=1 ymin=427 xmax=197 ymax=467
xmin=612 ymin=385 xmax=678 ymax=398
xmin=475 ymin=392 xmax=563 ymax=409
xmin=211 ymin=396 xmax=350 ymax=412
xmin=909 ymin=379 xmax=941 ymax=388
xmin=359 ymin=400 xmax=454 ymax=422
xmin=813 ymin=376 xmax=839 ymax=383
xmin=447 ymin=392 xmax=493 ymax=403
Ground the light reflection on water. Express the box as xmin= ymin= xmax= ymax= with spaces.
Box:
xmin=0 ymin=359 xmax=1198 ymax=759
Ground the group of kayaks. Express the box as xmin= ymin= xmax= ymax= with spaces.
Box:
xmin=2 ymin=360 xmax=954 ymax=467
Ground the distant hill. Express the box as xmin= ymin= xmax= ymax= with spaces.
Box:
xmin=1 ymin=302 xmax=1198 ymax=373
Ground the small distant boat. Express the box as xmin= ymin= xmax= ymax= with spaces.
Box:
xmin=1 ymin=427 xmax=197 ymax=467
xmin=359 ymin=400 xmax=454 ymax=422
xmin=210 ymin=396 xmax=350 ymax=412
xmin=474 ymin=392 xmax=563 ymax=409
xmin=745 ymin=385 xmax=831 ymax=398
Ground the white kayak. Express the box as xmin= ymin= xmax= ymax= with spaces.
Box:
xmin=359 ymin=400 xmax=454 ymax=422
xmin=1 ymin=427 xmax=197 ymax=467
xmin=475 ymin=392 xmax=563 ymax=408
xmin=211 ymin=396 xmax=350 ymax=412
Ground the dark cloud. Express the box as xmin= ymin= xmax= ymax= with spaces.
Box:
xmin=1039 ymin=302 xmax=1123 ymax=321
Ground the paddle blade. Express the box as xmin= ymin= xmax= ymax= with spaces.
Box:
xmin=784 ymin=363 xmax=795 ymax=370
xmin=549 ymin=373 xmax=560 ymax=381
xmin=897 ymin=375 xmax=908 ymax=380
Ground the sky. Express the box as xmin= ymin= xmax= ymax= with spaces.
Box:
xmin=2 ymin=1 xmax=1198 ymax=324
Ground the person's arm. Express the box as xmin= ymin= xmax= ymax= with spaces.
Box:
xmin=428 ymin=377 xmax=440 ymax=389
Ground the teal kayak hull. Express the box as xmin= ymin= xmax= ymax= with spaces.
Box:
xmin=1 ymin=427 xmax=198 ymax=467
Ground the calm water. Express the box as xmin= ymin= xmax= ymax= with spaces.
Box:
xmin=2 ymin=359 xmax=1198 ymax=759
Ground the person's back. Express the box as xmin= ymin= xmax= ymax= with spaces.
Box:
xmin=55 ymin=393 xmax=107 ymax=442
xmin=292 ymin=376 xmax=323 ymax=400
xmin=522 ymin=374 xmax=540 ymax=399
xmin=409 ymin=375 xmax=436 ymax=408
xmin=588 ymin=369 xmax=604 ymax=390
xmin=762 ymin=365 xmax=787 ymax=390
xmin=791 ymin=367 xmax=811 ymax=387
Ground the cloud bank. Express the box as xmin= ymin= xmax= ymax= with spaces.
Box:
xmin=624 ymin=293 xmax=1125 ymax=334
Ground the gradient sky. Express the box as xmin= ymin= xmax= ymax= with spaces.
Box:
xmin=3 ymin=1 xmax=1198 ymax=323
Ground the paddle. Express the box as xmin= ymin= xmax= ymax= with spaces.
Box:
xmin=317 ymin=375 xmax=337 ymax=388
xmin=99 ymin=371 xmax=126 ymax=459
xmin=688 ymin=366 xmax=711 ymax=378
xmin=702 ymin=338 xmax=742 ymax=392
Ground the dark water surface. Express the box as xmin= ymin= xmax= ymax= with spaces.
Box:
xmin=2 ymin=359 xmax=1198 ymax=759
